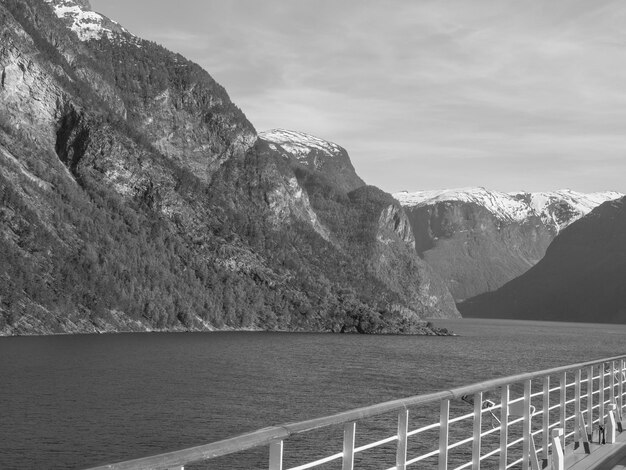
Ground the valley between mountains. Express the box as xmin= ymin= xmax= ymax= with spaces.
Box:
xmin=1 ymin=0 xmax=625 ymax=336
xmin=394 ymin=188 xmax=622 ymax=301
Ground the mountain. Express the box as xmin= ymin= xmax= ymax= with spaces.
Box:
xmin=459 ymin=197 xmax=626 ymax=323
xmin=510 ymin=189 xmax=624 ymax=232
xmin=259 ymin=129 xmax=365 ymax=192
xmin=0 ymin=0 xmax=458 ymax=335
xmin=394 ymin=187 xmax=622 ymax=301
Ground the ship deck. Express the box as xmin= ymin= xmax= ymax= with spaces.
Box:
xmin=568 ymin=429 xmax=626 ymax=469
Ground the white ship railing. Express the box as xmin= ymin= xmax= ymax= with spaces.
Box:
xmin=86 ymin=354 xmax=626 ymax=470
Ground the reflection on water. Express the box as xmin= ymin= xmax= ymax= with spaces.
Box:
xmin=1 ymin=318 xmax=625 ymax=469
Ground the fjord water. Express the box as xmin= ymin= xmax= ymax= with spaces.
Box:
xmin=2 ymin=319 xmax=626 ymax=469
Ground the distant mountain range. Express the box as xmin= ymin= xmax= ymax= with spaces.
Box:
xmin=459 ymin=196 xmax=626 ymax=323
xmin=394 ymin=188 xmax=623 ymax=301
xmin=396 ymin=188 xmax=623 ymax=231
xmin=0 ymin=0 xmax=458 ymax=335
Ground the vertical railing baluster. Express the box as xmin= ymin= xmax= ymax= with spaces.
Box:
xmin=617 ymin=359 xmax=624 ymax=416
xmin=342 ymin=422 xmax=355 ymax=470
xmin=560 ymin=372 xmax=566 ymax=449
xmin=522 ymin=380 xmax=532 ymax=470
xmin=269 ymin=440 xmax=283 ymax=470
xmin=439 ymin=399 xmax=450 ymax=470
xmin=600 ymin=363 xmax=605 ymax=425
xmin=587 ymin=366 xmax=593 ymax=440
xmin=575 ymin=369 xmax=581 ymax=444
xmin=500 ymin=385 xmax=509 ymax=470
xmin=611 ymin=361 xmax=616 ymax=406
xmin=472 ymin=391 xmax=482 ymax=470
xmin=542 ymin=376 xmax=550 ymax=463
xmin=396 ymin=408 xmax=409 ymax=470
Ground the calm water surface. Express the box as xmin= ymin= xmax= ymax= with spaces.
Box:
xmin=1 ymin=318 xmax=626 ymax=469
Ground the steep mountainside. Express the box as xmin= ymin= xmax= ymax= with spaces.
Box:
xmin=394 ymin=187 xmax=622 ymax=300
xmin=293 ymin=169 xmax=458 ymax=320
xmin=259 ymin=129 xmax=366 ymax=192
xmin=459 ymin=197 xmax=626 ymax=323
xmin=0 ymin=0 xmax=458 ymax=335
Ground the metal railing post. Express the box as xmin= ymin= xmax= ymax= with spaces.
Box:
xmin=587 ymin=366 xmax=593 ymax=440
xmin=342 ymin=422 xmax=356 ymax=470
xmin=472 ymin=391 xmax=482 ymax=470
xmin=611 ymin=361 xmax=616 ymax=405
xmin=269 ymin=440 xmax=283 ymax=470
xmin=542 ymin=376 xmax=550 ymax=463
xmin=575 ymin=369 xmax=581 ymax=443
xmin=439 ymin=399 xmax=450 ymax=470
xmin=560 ymin=372 xmax=566 ymax=449
xmin=500 ymin=385 xmax=509 ymax=469
xmin=396 ymin=408 xmax=408 ymax=470
xmin=523 ymin=380 xmax=532 ymax=470
xmin=617 ymin=359 xmax=624 ymax=416
xmin=600 ymin=364 xmax=605 ymax=424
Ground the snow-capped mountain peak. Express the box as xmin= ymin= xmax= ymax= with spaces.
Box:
xmin=394 ymin=187 xmax=534 ymax=223
xmin=259 ymin=129 xmax=343 ymax=160
xmin=510 ymin=189 xmax=624 ymax=231
xmin=44 ymin=0 xmax=130 ymax=41
xmin=394 ymin=187 xmax=624 ymax=231
xmin=259 ymin=129 xmax=365 ymax=192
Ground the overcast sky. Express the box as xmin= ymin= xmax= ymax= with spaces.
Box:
xmin=91 ymin=0 xmax=626 ymax=193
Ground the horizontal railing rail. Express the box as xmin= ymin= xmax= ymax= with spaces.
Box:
xmin=86 ymin=354 xmax=626 ymax=470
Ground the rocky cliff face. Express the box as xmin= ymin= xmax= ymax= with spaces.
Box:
xmin=1 ymin=10 xmax=65 ymax=146
xmin=404 ymin=200 xmax=553 ymax=301
xmin=254 ymin=140 xmax=331 ymax=240
xmin=0 ymin=0 xmax=458 ymax=335
xmin=372 ymin=203 xmax=458 ymax=319
xmin=395 ymin=187 xmax=622 ymax=301
xmin=459 ymin=197 xmax=626 ymax=323
xmin=377 ymin=204 xmax=415 ymax=249
xmin=294 ymin=178 xmax=460 ymax=322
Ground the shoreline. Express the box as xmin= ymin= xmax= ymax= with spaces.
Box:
xmin=0 ymin=324 xmax=456 ymax=338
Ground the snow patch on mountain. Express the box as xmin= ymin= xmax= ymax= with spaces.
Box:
xmin=394 ymin=187 xmax=623 ymax=230
xmin=44 ymin=0 xmax=130 ymax=41
xmin=395 ymin=187 xmax=533 ymax=223
xmin=511 ymin=189 xmax=624 ymax=231
xmin=259 ymin=129 xmax=343 ymax=162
